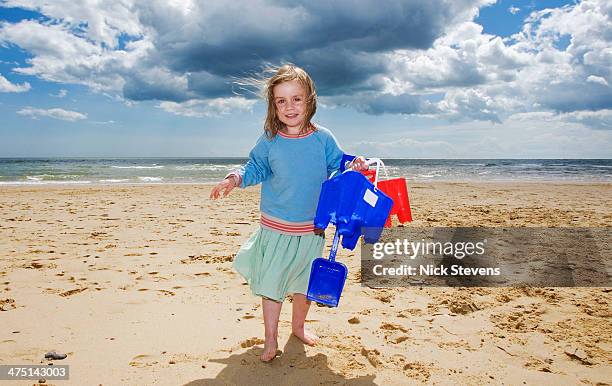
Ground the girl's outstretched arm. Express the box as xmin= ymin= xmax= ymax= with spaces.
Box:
xmin=209 ymin=176 xmax=238 ymax=199
xmin=210 ymin=135 xmax=271 ymax=200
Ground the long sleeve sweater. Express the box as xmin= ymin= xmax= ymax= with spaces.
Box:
xmin=230 ymin=124 xmax=344 ymax=235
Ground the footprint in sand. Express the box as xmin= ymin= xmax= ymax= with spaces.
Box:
xmin=373 ymin=291 xmax=394 ymax=303
xmin=240 ymin=337 xmax=264 ymax=348
xmin=403 ymin=361 xmax=432 ymax=382
xmin=129 ymin=354 xmax=158 ymax=368
xmin=380 ymin=322 xmax=411 ymax=344
xmin=394 ymin=336 xmax=410 ymax=344
xmin=59 ymin=288 xmax=87 ymax=297
xmin=360 ymin=347 xmax=382 ymax=367
xmin=0 ymin=298 xmax=17 ymax=311
xmin=380 ymin=322 xmax=409 ymax=333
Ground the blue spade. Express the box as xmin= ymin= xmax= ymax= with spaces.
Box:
xmin=306 ymin=228 xmax=347 ymax=307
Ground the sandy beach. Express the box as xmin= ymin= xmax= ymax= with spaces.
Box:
xmin=1 ymin=182 xmax=610 ymax=385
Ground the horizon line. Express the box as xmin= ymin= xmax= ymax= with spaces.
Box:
xmin=1 ymin=157 xmax=611 ymax=160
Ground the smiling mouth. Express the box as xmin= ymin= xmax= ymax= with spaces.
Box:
xmin=285 ymin=114 xmax=299 ymax=119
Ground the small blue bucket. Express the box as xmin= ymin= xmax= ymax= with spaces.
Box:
xmin=314 ymin=170 xmax=393 ymax=250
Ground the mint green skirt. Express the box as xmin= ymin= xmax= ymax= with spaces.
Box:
xmin=232 ymin=228 xmax=325 ymax=302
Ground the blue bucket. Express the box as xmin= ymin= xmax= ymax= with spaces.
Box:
xmin=307 ymin=229 xmax=347 ymax=307
xmin=315 ymin=170 xmax=393 ymax=250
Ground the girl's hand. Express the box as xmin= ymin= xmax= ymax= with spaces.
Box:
xmin=210 ymin=177 xmax=237 ymax=199
xmin=348 ymin=156 xmax=369 ymax=171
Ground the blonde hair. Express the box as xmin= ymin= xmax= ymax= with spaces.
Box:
xmin=234 ymin=64 xmax=317 ymax=139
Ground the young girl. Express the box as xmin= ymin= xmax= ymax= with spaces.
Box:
xmin=210 ymin=64 xmax=367 ymax=362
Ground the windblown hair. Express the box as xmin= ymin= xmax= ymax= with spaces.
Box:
xmin=235 ymin=63 xmax=317 ymax=139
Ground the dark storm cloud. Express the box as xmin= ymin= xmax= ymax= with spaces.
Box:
xmin=291 ymin=47 xmax=388 ymax=96
xmin=538 ymin=81 xmax=612 ymax=113
xmin=187 ymin=71 xmax=234 ymax=98
xmin=144 ymin=0 xmax=484 ymax=98
xmin=123 ymin=73 xmax=191 ymax=102
xmin=3 ymin=0 xmax=519 ymax=119
xmin=355 ymin=93 xmax=424 ymax=115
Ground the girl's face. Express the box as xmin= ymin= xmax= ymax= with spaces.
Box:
xmin=273 ymin=80 xmax=307 ymax=131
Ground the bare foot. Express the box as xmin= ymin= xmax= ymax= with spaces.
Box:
xmin=260 ymin=337 xmax=278 ymax=362
xmin=292 ymin=327 xmax=318 ymax=346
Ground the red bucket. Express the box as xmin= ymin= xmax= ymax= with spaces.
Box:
xmin=377 ymin=178 xmax=412 ymax=227
xmin=360 ymin=169 xmax=377 ymax=183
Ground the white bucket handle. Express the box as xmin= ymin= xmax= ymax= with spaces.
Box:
xmin=365 ymin=157 xmax=389 ymax=187
xmin=330 ymin=157 xmax=388 ymax=187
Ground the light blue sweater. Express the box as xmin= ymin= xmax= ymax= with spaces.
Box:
xmin=234 ymin=125 xmax=344 ymax=228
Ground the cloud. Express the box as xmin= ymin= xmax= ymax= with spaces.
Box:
xmin=1 ymin=0 xmax=143 ymax=48
xmin=508 ymin=109 xmax=612 ymax=130
xmin=508 ymin=6 xmax=520 ymax=15
xmin=558 ymin=109 xmax=612 ymax=130
xmin=0 ymin=0 xmax=610 ymax=125
xmin=123 ymin=67 xmax=191 ymax=102
xmin=377 ymin=0 xmax=611 ymax=122
xmin=50 ymin=89 xmax=67 ymax=97
xmin=351 ymin=137 xmax=459 ymax=158
xmin=586 ymin=75 xmax=609 ymax=86
xmin=149 ymin=1 xmax=490 ymax=76
xmin=512 ymin=0 xmax=612 ymax=112
xmin=345 ymin=111 xmax=612 ymax=158
xmin=17 ymin=106 xmax=87 ymax=121
xmin=323 ymin=92 xmax=426 ymax=115
xmin=435 ymin=88 xmax=503 ymax=123
xmin=0 ymin=0 xmax=491 ymax=107
xmin=0 ymin=73 xmax=30 ymax=92
xmin=157 ymin=97 xmax=256 ymax=117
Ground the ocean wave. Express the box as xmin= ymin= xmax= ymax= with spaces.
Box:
xmin=111 ymin=165 xmax=165 ymax=169
xmin=0 ymin=180 xmax=92 ymax=185
xmin=417 ymin=174 xmax=442 ymax=178
xmin=138 ymin=176 xmax=163 ymax=182
xmin=99 ymin=179 xmax=130 ymax=183
xmin=174 ymin=164 xmax=240 ymax=171
xmin=26 ymin=174 xmax=85 ymax=180
xmin=583 ymin=164 xmax=612 ymax=169
xmin=511 ymin=163 xmax=543 ymax=167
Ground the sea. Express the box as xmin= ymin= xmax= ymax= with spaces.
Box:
xmin=0 ymin=158 xmax=611 ymax=185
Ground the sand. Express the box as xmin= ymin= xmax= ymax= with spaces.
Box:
xmin=0 ymin=182 xmax=610 ymax=385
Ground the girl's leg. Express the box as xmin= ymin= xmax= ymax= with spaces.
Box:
xmin=261 ymin=297 xmax=282 ymax=361
xmin=291 ymin=293 xmax=318 ymax=345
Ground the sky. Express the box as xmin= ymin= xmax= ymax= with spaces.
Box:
xmin=0 ymin=0 xmax=610 ymax=158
